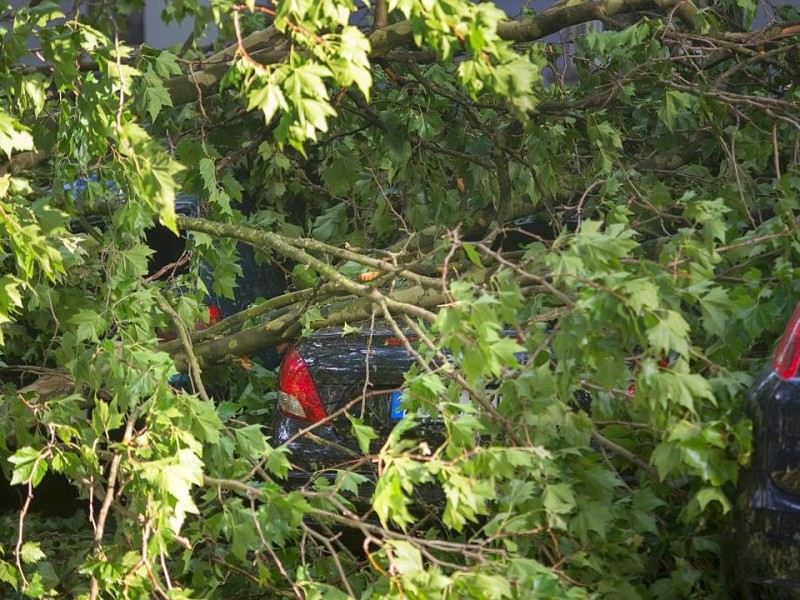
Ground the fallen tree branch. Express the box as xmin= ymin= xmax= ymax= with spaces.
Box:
xmin=591 ymin=430 xmax=688 ymax=499
xmin=7 ymin=281 xmax=443 ymax=405
xmin=283 ymin=233 xmax=443 ymax=290
xmin=174 ymin=283 xmax=445 ymax=370
xmin=496 ymin=0 xmax=696 ymax=43
xmin=158 ymin=284 xmax=338 ymax=354
xmin=89 ymin=408 xmax=139 ymax=600
xmin=0 ymin=0 xmax=717 ymax=177
xmin=0 ymin=150 xmax=47 ymax=176
xmin=177 ymin=215 xmax=440 ymax=323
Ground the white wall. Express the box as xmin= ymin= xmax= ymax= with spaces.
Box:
xmin=142 ymin=0 xmax=218 ymax=49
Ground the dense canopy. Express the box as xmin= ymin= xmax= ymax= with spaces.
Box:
xmin=1 ymin=0 xmax=799 ymax=597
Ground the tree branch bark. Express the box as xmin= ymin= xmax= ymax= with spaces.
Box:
xmin=495 ymin=0 xmax=696 ymax=42
xmin=177 ymin=215 xmax=440 ymax=323
xmin=173 ymin=283 xmax=444 ymax=370
xmin=374 ymin=0 xmax=388 ymax=30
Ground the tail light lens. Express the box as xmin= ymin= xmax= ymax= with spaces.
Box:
xmin=277 ymin=348 xmax=327 ymax=423
xmin=207 ymin=304 xmax=221 ymax=325
xmin=773 ymin=302 xmax=800 ymax=379
xmin=385 ymin=335 xmax=416 ymax=347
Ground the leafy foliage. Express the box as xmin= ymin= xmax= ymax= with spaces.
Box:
xmin=0 ymin=0 xmax=797 ymax=596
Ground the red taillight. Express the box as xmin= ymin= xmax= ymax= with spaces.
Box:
xmin=207 ymin=304 xmax=221 ymax=324
xmin=277 ymin=348 xmax=327 ymax=423
xmin=385 ymin=335 xmax=416 ymax=347
xmin=773 ymin=302 xmax=800 ymax=379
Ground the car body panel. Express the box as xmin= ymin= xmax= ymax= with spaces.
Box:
xmin=271 ymin=323 xmax=526 ymax=487
xmin=730 ymin=368 xmax=800 ymax=594
xmin=272 ymin=324 xmax=418 ymax=475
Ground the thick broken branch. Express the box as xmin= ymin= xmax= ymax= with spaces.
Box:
xmin=496 ymin=0 xmax=696 ymax=42
xmin=177 ymin=215 xmax=440 ymax=324
xmin=158 ymin=285 xmax=339 ymax=354
xmin=174 ymin=283 xmax=445 ymax=370
xmin=166 ymin=26 xmax=292 ymax=107
xmin=6 ymin=282 xmax=442 ymax=409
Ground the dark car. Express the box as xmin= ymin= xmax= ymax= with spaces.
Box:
xmin=270 ymin=319 xmax=532 ymax=502
xmin=69 ymin=192 xmax=230 ymax=328
xmin=272 ymin=323 xmax=423 ymax=491
xmin=729 ymin=302 xmax=800 ymax=597
xmin=270 ymin=217 xmax=565 ymax=493
xmin=69 ymin=190 xmax=201 ymax=278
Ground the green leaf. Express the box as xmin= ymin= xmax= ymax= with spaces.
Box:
xmin=312 ymin=203 xmax=347 ymax=241
xmin=462 ymin=242 xmax=483 ymax=267
xmin=334 ymin=26 xmax=372 ymax=98
xmin=489 ymin=337 xmax=526 ymax=371
xmin=631 ymin=487 xmax=664 ymax=534
xmin=658 ymin=90 xmax=693 ymax=132
xmin=385 ymin=540 xmax=423 ymax=575
xmin=69 ymin=308 xmax=109 ymax=343
xmin=301 ymin=582 xmax=352 ymax=600
xmin=234 ymin=425 xmax=268 ymax=460
xmin=340 ymin=322 xmax=362 ymax=336
xmin=693 ymin=486 xmax=731 ymax=513
xmin=9 ymin=446 xmax=47 ymax=487
xmin=199 ymin=157 xmax=217 ymax=195
xmin=446 ymin=412 xmax=485 ymax=447
xmin=443 ymin=471 xmax=494 ymax=531
xmin=154 ymin=51 xmax=182 ymax=77
xmin=348 ymin=415 xmax=377 ymax=455
xmin=19 ymin=541 xmax=45 ymax=564
xmin=321 ymin=150 xmax=360 ymax=195
xmin=264 ymin=445 xmax=292 ymax=479
xmin=166 ymin=454 xmax=204 ymax=531
xmin=646 ymin=310 xmax=690 ymax=356
xmin=142 ymin=70 xmax=173 ymax=121
xmin=621 ymin=278 xmax=660 ymax=313
xmin=651 ymin=442 xmax=682 ymax=480
xmin=543 ymin=483 xmax=576 ymax=528
xmin=0 ymin=275 xmax=23 ymax=345
xmin=699 ymin=287 xmax=735 ymax=337
xmin=372 ymin=465 xmax=417 ymax=529
xmin=0 ymin=111 xmax=34 ymax=157
xmin=335 ymin=470 xmax=368 ymax=496
xmin=91 ymin=399 xmax=124 ymax=435
xmin=117 ymin=244 xmax=154 ymax=278
xmin=0 ymin=560 xmax=18 ymax=587
xmin=229 ymin=518 xmax=260 ymax=561
xmin=292 ymin=263 xmax=319 ymax=289
xmin=23 ymin=570 xmax=46 ymax=598
xmin=187 ymin=396 xmax=223 ymax=443
xmin=248 ymin=82 xmax=288 ymax=125
xmin=570 ymin=499 xmax=613 ymax=542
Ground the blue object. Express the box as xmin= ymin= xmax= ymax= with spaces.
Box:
xmin=389 ymin=391 xmax=405 ymax=420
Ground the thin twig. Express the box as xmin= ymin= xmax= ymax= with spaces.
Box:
xmin=301 ymin=523 xmax=356 ymax=597
xmin=89 ymin=409 xmax=139 ymax=600
xmin=156 ymin=292 xmax=210 ymax=403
